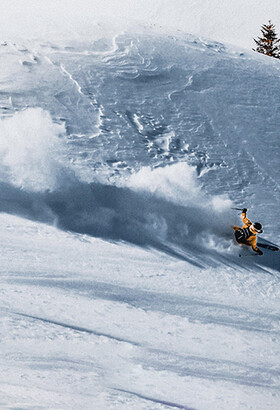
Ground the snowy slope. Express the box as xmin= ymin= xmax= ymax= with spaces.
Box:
xmin=0 ymin=14 xmax=280 ymax=410
xmin=1 ymin=213 xmax=280 ymax=409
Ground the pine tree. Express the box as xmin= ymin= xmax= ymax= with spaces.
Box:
xmin=253 ymin=21 xmax=280 ymax=59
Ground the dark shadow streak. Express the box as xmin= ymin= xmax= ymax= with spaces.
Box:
xmin=0 ymin=180 xmax=207 ymax=267
xmin=13 ymin=311 xmax=140 ymax=346
xmin=8 ymin=278 xmax=280 ymax=334
xmin=112 ymin=388 xmax=197 ymax=410
xmin=0 ymin=180 xmax=279 ymax=271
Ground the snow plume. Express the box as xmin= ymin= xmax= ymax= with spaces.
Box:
xmin=0 ymin=109 xmax=232 ymax=260
xmin=28 ymin=162 xmax=233 ymax=265
xmin=127 ymin=163 xmax=201 ymax=207
xmin=125 ymin=162 xmax=233 ymax=253
xmin=127 ymin=162 xmax=232 ymax=212
xmin=0 ymin=108 xmax=72 ymax=192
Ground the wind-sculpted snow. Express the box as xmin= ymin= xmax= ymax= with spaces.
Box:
xmin=0 ymin=33 xmax=279 ymax=268
xmin=1 ymin=33 xmax=279 ymax=233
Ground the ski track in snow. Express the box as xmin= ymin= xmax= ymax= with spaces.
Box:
xmin=0 ymin=30 xmax=280 ymax=409
xmin=111 ymin=388 xmax=196 ymax=410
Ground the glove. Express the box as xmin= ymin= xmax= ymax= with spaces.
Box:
xmin=256 ymin=249 xmax=263 ymax=256
xmin=242 ymin=208 xmax=247 ymax=213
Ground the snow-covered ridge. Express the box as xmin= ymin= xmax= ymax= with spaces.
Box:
xmin=1 ymin=0 xmax=280 ymax=50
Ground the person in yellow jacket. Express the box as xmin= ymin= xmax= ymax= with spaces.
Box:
xmin=233 ymin=208 xmax=263 ymax=255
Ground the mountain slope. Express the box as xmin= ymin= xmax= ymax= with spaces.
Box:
xmin=0 ymin=29 xmax=279 ymax=409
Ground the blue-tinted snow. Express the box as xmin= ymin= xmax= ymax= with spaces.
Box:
xmin=0 ymin=30 xmax=279 ymax=409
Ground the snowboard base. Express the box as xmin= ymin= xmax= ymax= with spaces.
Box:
xmin=257 ymin=243 xmax=279 ymax=252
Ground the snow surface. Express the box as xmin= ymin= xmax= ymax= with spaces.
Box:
xmin=0 ymin=4 xmax=280 ymax=410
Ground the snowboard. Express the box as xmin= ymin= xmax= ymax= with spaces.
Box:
xmin=257 ymin=243 xmax=279 ymax=252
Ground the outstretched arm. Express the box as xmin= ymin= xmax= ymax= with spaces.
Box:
xmin=241 ymin=208 xmax=252 ymax=228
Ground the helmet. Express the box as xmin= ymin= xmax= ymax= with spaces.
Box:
xmin=251 ymin=222 xmax=263 ymax=233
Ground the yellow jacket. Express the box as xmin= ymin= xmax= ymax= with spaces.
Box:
xmin=233 ymin=212 xmax=259 ymax=252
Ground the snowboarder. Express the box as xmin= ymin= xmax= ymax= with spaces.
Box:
xmin=233 ymin=208 xmax=263 ymax=255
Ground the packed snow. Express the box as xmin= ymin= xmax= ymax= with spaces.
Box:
xmin=0 ymin=2 xmax=280 ymax=409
